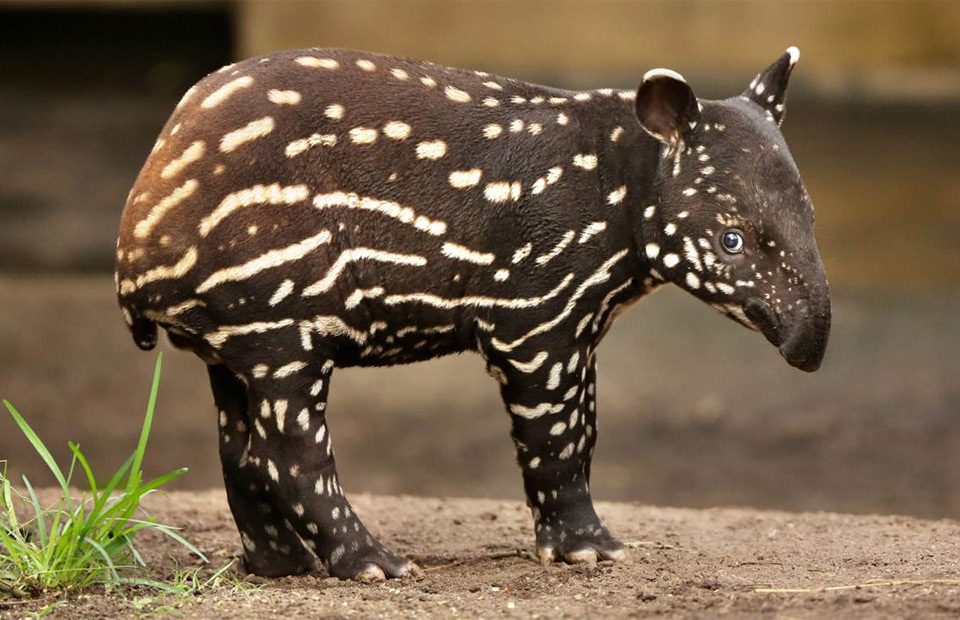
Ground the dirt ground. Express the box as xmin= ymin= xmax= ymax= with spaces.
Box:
xmin=2 ymin=491 xmax=958 ymax=619
xmin=2 ymin=276 xmax=959 ymax=520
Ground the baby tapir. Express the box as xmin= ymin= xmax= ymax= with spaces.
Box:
xmin=116 ymin=46 xmax=830 ymax=581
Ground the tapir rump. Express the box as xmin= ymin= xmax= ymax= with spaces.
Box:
xmin=116 ymin=46 xmax=830 ymax=581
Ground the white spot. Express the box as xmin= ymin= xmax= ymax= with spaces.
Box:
xmin=267 ymin=89 xmax=301 ymax=105
xmin=549 ymin=422 xmax=567 ymax=436
xmin=324 ymin=103 xmax=345 ymax=120
xmin=482 ymin=97 xmax=500 ymax=107
xmin=483 ymin=81 xmax=503 ymax=90
xmin=528 ymin=122 xmax=543 ymax=135
xmin=484 ymin=181 xmax=522 ymax=203
xmin=420 ymin=76 xmax=436 ymax=88
xmin=448 ymin=169 xmax=483 ymax=188
xmin=664 ymin=223 xmax=677 ymax=236
xmin=483 ymin=124 xmax=503 ymax=139
xmin=356 ymin=59 xmax=376 ymax=71
xmin=607 ymin=185 xmax=627 ymax=205
xmin=686 ymin=272 xmax=701 ymax=289
xmin=557 ymin=112 xmax=569 ymax=125
xmin=662 ymin=253 xmax=680 ymax=268
xmin=349 ymin=126 xmax=378 ymax=144
xmin=509 ymin=119 xmax=524 ymax=133
xmin=682 ymin=188 xmax=698 ymax=197
xmin=390 ymin=68 xmax=409 ymax=80
xmin=382 ymin=121 xmax=412 ymax=140
xmin=494 ymin=269 xmax=510 ymax=282
xmin=573 ymin=154 xmax=598 ymax=170
xmin=610 ymin=126 xmax=624 ymax=142
xmin=267 ymin=459 xmax=279 ymax=482
xmin=786 ymin=46 xmax=800 ymax=66
xmin=295 ymin=56 xmax=339 ymax=69
xmin=444 ymin=85 xmax=471 ymax=103
xmin=415 ymin=140 xmax=447 ymax=160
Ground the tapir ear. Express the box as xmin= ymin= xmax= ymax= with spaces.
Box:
xmin=635 ymin=68 xmax=701 ymax=148
xmin=742 ymin=46 xmax=800 ymax=126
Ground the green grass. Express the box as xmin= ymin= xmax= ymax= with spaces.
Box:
xmin=0 ymin=352 xmax=208 ymax=599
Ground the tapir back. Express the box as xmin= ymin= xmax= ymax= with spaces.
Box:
xmin=116 ymin=48 xmax=636 ymax=362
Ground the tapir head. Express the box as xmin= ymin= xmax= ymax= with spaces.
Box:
xmin=635 ymin=47 xmax=830 ymax=372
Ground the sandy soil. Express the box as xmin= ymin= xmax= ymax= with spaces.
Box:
xmin=2 ymin=491 xmax=958 ymax=619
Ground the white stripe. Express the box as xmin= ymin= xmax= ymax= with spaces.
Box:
xmin=285 ymin=133 xmax=336 ymax=157
xmin=268 ymin=279 xmax=295 ymax=306
xmin=491 ymin=250 xmax=629 ymax=352
xmin=273 ymin=361 xmax=306 ymax=379
xmin=383 ymin=273 xmax=574 ymax=310
xmin=299 ymin=315 xmax=369 ymax=347
xmin=509 ymin=351 xmax=548 ymax=373
xmin=441 ymin=242 xmax=494 ymax=265
xmin=199 ymin=184 xmax=309 ymax=237
xmin=301 ymin=248 xmax=426 ymax=297
xmin=196 ymin=231 xmax=331 ymax=293
xmin=510 ymin=402 xmax=564 ymax=420
xmin=136 ymin=247 xmax=198 ymax=288
xmin=161 ymin=141 xmax=205 ymax=179
xmin=206 ymin=319 xmax=295 ymax=348
xmin=201 ymin=76 xmax=253 ymax=109
xmin=219 ymin=117 xmax=275 ymax=153
xmin=578 ymin=222 xmax=608 ymax=244
xmin=546 ymin=363 xmax=563 ymax=390
xmin=134 ymin=179 xmax=198 ymax=239
xmin=535 ymin=231 xmax=575 ymax=266
xmin=344 ymin=287 xmax=385 ymax=309
xmin=312 ymin=192 xmax=447 ymax=236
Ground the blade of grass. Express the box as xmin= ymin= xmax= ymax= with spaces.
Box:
xmin=2 ymin=401 xmax=69 ymax=495
xmin=127 ymin=352 xmax=163 ymax=494
xmin=21 ymin=476 xmax=47 ymax=547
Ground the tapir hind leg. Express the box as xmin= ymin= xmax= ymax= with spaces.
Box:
xmin=212 ymin=333 xmax=419 ymax=581
xmin=485 ymin=345 xmax=626 ymax=565
xmin=207 ymin=364 xmax=315 ymax=577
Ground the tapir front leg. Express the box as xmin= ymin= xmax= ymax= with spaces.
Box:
xmin=491 ymin=348 xmax=626 ymax=564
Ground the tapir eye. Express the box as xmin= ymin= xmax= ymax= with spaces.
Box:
xmin=721 ymin=230 xmax=745 ymax=254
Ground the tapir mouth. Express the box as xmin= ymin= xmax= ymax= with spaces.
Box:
xmin=743 ymin=298 xmax=829 ymax=372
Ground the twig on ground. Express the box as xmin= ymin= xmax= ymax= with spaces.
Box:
xmin=623 ymin=540 xmax=676 ymax=550
xmin=756 ymin=577 xmax=960 ymax=594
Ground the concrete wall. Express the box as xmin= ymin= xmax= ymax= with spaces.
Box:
xmin=238 ymin=1 xmax=960 ymax=98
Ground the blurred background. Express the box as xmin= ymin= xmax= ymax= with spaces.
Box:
xmin=1 ymin=1 xmax=958 ymax=519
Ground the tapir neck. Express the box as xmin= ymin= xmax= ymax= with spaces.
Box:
xmin=560 ymin=93 xmax=663 ymax=286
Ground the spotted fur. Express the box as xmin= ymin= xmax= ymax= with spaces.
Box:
xmin=116 ymin=46 xmax=830 ymax=580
